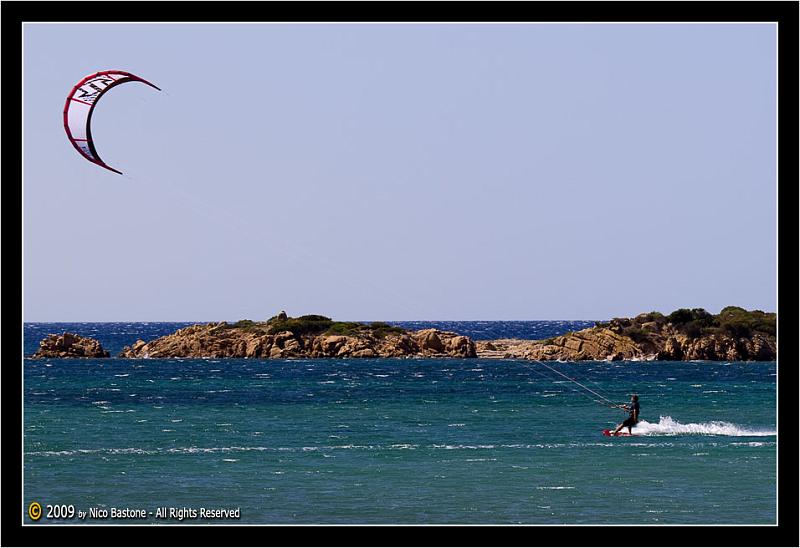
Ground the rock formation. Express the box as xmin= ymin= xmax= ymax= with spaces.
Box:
xmin=31 ymin=332 xmax=110 ymax=358
xmin=476 ymin=328 xmax=642 ymax=361
xmin=475 ymin=308 xmax=776 ymax=361
xmin=119 ymin=317 xmax=477 ymax=359
xmin=34 ymin=307 xmax=775 ymax=362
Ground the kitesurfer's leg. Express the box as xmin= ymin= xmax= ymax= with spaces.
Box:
xmin=615 ymin=417 xmax=633 ymax=436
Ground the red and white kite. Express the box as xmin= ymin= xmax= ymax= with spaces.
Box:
xmin=63 ymin=70 xmax=160 ymax=174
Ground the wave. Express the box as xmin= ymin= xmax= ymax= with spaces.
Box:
xmin=632 ymin=416 xmax=775 ymax=437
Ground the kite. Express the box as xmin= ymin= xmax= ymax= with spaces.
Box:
xmin=63 ymin=70 xmax=160 ymax=174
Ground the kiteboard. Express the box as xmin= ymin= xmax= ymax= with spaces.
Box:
xmin=602 ymin=429 xmax=638 ymax=437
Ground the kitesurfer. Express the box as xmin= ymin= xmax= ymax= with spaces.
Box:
xmin=611 ymin=394 xmax=639 ymax=435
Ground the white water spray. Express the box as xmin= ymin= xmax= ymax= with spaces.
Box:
xmin=631 ymin=416 xmax=775 ymax=437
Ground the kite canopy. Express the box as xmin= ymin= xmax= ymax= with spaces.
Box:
xmin=63 ymin=70 xmax=160 ymax=175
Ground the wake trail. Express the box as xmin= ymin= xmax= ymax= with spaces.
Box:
xmin=630 ymin=416 xmax=775 ymax=437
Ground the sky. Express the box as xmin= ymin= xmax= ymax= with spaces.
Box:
xmin=23 ymin=23 xmax=777 ymax=322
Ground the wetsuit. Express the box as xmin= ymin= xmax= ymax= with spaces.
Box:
xmin=621 ymin=400 xmax=640 ymax=427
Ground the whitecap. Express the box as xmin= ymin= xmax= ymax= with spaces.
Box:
xmin=731 ymin=441 xmax=773 ymax=447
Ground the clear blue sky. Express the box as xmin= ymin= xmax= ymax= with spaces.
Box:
xmin=23 ymin=23 xmax=777 ymax=321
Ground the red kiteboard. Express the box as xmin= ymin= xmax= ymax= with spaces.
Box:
xmin=602 ymin=429 xmax=638 ymax=437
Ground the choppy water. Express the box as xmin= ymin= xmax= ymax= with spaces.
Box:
xmin=23 ymin=323 xmax=776 ymax=524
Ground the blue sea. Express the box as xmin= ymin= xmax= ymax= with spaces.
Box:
xmin=23 ymin=322 xmax=777 ymax=525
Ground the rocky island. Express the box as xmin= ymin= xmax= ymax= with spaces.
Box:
xmin=31 ymin=307 xmax=776 ymax=362
xmin=32 ymin=332 xmax=110 ymax=358
xmin=119 ymin=312 xmax=476 ymax=359
xmin=476 ymin=307 xmax=776 ymax=361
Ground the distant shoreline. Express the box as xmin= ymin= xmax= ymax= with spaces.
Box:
xmin=29 ymin=307 xmax=775 ymax=362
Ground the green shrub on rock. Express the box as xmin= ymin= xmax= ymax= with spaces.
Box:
xmin=267 ymin=315 xmax=335 ymax=335
xmin=716 ymin=306 xmax=775 ymax=337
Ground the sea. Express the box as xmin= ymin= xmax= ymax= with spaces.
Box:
xmin=23 ymin=322 xmax=777 ymax=525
